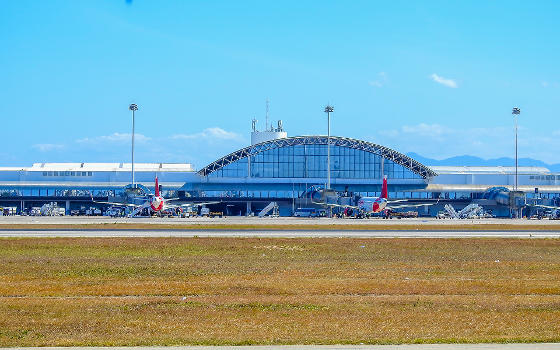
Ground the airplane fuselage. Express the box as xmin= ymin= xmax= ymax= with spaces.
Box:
xmin=357 ymin=197 xmax=388 ymax=213
xmin=150 ymin=195 xmax=165 ymax=212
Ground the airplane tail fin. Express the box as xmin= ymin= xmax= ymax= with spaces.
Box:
xmin=381 ymin=175 xmax=388 ymax=199
xmin=155 ymin=176 xmax=160 ymax=197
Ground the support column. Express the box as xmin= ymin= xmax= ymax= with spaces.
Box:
xmin=66 ymin=200 xmax=70 ymax=216
xmin=247 ymin=154 xmax=251 ymax=178
xmin=246 ymin=201 xmax=252 ymax=216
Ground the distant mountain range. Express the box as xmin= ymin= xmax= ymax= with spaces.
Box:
xmin=407 ymin=152 xmax=560 ymax=172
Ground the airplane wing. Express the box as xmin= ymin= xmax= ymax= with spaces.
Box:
xmin=165 ymin=198 xmax=220 ymax=204
xmin=311 ymin=200 xmax=359 ymax=210
xmin=387 ymin=199 xmax=411 ymax=204
xmin=186 ymin=201 xmax=222 ymax=207
xmin=387 ymin=203 xmax=437 ymax=210
xmin=386 ymin=198 xmax=441 ymax=210
xmin=91 ymin=196 xmax=142 ymax=208
xmin=528 ymin=204 xmax=560 ymax=210
xmin=166 ymin=201 xmax=222 ymax=209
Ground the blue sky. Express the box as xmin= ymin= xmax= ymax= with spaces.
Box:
xmin=2 ymin=1 xmax=560 ymax=168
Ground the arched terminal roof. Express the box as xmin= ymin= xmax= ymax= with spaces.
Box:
xmin=198 ymin=136 xmax=437 ymax=179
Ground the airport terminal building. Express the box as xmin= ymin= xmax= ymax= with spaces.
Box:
xmin=1 ymin=126 xmax=559 ymax=217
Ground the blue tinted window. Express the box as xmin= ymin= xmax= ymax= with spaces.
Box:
xmin=210 ymin=144 xmax=421 ymax=179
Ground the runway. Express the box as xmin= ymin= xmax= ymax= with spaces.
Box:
xmin=0 ymin=229 xmax=559 ymax=238
xmin=3 ymin=216 xmax=560 ymax=226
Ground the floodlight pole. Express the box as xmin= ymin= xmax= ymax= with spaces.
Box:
xmin=324 ymin=105 xmax=334 ymax=218
xmin=129 ymin=104 xmax=138 ymax=188
xmin=324 ymin=105 xmax=334 ymax=190
xmin=512 ymin=107 xmax=520 ymax=192
xmin=512 ymin=107 xmax=521 ymax=218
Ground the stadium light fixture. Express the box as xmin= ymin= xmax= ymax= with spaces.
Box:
xmin=512 ymin=107 xmax=521 ymax=218
xmin=512 ymin=107 xmax=520 ymax=192
xmin=324 ymin=105 xmax=334 ymax=190
xmin=129 ymin=104 xmax=138 ymax=188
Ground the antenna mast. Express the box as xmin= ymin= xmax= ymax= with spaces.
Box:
xmin=265 ymin=98 xmax=270 ymax=131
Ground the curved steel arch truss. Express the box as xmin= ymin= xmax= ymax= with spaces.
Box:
xmin=197 ymin=136 xmax=437 ymax=179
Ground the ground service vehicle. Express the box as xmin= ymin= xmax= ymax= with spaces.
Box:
xmin=294 ymin=208 xmax=319 ymax=217
xmin=385 ymin=210 xmax=418 ymax=219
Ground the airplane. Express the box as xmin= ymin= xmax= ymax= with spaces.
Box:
xmin=524 ymin=201 xmax=560 ymax=219
xmin=92 ymin=176 xmax=220 ymax=217
xmin=313 ymin=175 xmax=439 ymax=215
xmin=479 ymin=186 xmax=560 ymax=218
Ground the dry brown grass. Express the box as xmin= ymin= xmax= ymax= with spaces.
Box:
xmin=0 ymin=237 xmax=559 ymax=346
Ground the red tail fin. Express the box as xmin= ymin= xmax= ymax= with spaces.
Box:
xmin=155 ymin=176 xmax=160 ymax=197
xmin=381 ymin=175 xmax=388 ymax=199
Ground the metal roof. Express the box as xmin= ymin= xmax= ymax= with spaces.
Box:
xmin=430 ymin=166 xmax=552 ymax=175
xmin=198 ymin=136 xmax=437 ymax=179
xmin=0 ymin=163 xmax=195 ymax=172
xmin=425 ymin=183 xmax=560 ymax=193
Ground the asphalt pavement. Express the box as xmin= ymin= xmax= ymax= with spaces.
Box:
xmin=2 ymin=215 xmax=560 ymax=226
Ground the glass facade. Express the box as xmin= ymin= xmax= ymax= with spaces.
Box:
xmin=209 ymin=144 xmax=421 ymax=179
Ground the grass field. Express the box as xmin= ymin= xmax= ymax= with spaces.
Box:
xmin=0 ymin=237 xmax=559 ymax=346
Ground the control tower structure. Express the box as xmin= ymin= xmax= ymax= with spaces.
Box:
xmin=251 ymin=119 xmax=287 ymax=145
xmin=250 ymin=100 xmax=287 ymax=145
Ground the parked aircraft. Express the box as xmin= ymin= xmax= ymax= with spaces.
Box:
xmin=480 ymin=186 xmax=560 ymax=216
xmin=526 ymin=202 xmax=560 ymax=219
xmin=93 ymin=176 xmax=219 ymax=217
xmin=314 ymin=176 xmax=438 ymax=215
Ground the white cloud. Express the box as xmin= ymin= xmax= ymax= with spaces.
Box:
xmin=541 ymin=81 xmax=559 ymax=88
xmin=430 ymin=73 xmax=458 ymax=88
xmin=368 ymin=72 xmax=387 ymax=88
xmin=64 ymin=128 xmax=246 ymax=167
xmin=401 ymin=123 xmax=451 ymax=137
xmin=372 ymin=123 xmax=560 ymax=163
xmin=378 ymin=129 xmax=400 ymax=138
xmin=76 ymin=133 xmax=151 ymax=144
xmin=378 ymin=123 xmax=452 ymax=141
xmin=172 ymin=127 xmax=243 ymax=141
xmin=32 ymin=144 xmax=64 ymax=152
